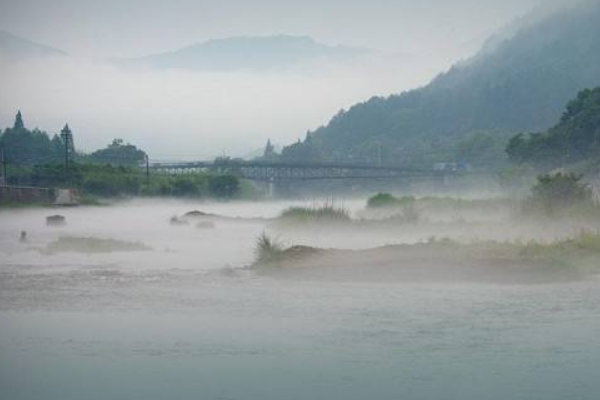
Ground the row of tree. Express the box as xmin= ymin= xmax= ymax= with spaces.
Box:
xmin=0 ymin=111 xmax=244 ymax=199
xmin=0 ymin=111 xmax=147 ymax=166
xmin=24 ymin=164 xmax=241 ymax=198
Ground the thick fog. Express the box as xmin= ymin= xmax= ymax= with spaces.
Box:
xmin=0 ymin=53 xmax=443 ymax=158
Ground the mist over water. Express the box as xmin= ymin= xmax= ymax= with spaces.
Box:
xmin=1 ymin=199 xmax=600 ymax=400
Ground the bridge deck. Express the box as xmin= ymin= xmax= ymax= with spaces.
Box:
xmin=150 ymin=161 xmax=458 ymax=181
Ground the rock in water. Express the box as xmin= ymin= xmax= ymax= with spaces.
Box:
xmin=46 ymin=215 xmax=66 ymax=226
xmin=170 ymin=216 xmax=189 ymax=226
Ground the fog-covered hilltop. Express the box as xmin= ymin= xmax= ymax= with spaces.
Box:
xmin=280 ymin=1 xmax=600 ymax=169
xmin=111 ymin=35 xmax=372 ymax=71
xmin=0 ymin=29 xmax=66 ymax=63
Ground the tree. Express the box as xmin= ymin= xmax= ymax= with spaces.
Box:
xmin=13 ymin=110 xmax=24 ymax=130
xmin=208 ymin=175 xmax=240 ymax=198
xmin=0 ymin=111 xmax=62 ymax=164
xmin=506 ymin=87 xmax=600 ymax=170
xmin=524 ymin=173 xmax=596 ymax=216
xmin=262 ymin=139 xmax=277 ymax=161
xmin=89 ymin=139 xmax=147 ymax=166
xmin=281 ymin=137 xmax=326 ymax=163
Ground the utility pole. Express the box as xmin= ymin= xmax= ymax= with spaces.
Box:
xmin=145 ymin=154 xmax=150 ymax=186
xmin=1 ymin=146 xmax=6 ymax=186
xmin=60 ymin=124 xmax=73 ymax=186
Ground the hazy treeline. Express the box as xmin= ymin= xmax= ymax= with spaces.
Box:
xmin=4 ymin=163 xmax=242 ymax=199
xmin=0 ymin=112 xmax=245 ymax=199
xmin=0 ymin=111 xmax=147 ymax=166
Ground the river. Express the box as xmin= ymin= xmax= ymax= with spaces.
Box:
xmin=1 ymin=199 xmax=599 ymax=400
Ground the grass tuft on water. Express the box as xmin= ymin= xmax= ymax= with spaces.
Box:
xmin=253 ymin=232 xmax=322 ymax=268
xmin=44 ymin=236 xmax=152 ymax=254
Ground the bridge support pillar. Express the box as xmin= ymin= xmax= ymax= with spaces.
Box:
xmin=267 ymin=178 xmax=275 ymax=198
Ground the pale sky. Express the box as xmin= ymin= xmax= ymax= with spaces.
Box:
xmin=0 ymin=0 xmax=544 ymax=58
xmin=0 ymin=0 xmax=549 ymax=159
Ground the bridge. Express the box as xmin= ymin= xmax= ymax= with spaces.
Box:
xmin=150 ymin=160 xmax=460 ymax=182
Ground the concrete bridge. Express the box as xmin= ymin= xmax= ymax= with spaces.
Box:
xmin=150 ymin=160 xmax=457 ymax=182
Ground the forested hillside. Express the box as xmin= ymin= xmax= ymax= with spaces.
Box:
xmin=507 ymin=87 xmax=600 ymax=170
xmin=281 ymin=1 xmax=600 ymax=170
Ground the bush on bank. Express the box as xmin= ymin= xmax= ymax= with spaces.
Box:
xmin=522 ymin=172 xmax=600 ymax=218
xmin=5 ymin=163 xmax=244 ymax=199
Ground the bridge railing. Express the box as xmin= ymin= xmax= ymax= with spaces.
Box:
xmin=149 ymin=160 xmax=474 ymax=181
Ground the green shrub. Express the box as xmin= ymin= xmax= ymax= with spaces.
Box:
xmin=523 ymin=172 xmax=598 ymax=217
xmin=367 ymin=193 xmax=398 ymax=208
xmin=209 ymin=175 xmax=240 ymax=198
xmin=367 ymin=193 xmax=416 ymax=208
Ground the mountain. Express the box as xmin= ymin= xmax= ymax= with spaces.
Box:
xmin=0 ymin=30 xmax=66 ymax=62
xmin=111 ymin=35 xmax=372 ymax=71
xmin=280 ymin=1 xmax=600 ymax=169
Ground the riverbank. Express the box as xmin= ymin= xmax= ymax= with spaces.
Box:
xmin=252 ymin=233 xmax=600 ymax=283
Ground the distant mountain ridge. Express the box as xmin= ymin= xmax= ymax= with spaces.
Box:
xmin=0 ymin=30 xmax=66 ymax=62
xmin=280 ymin=1 xmax=600 ymax=168
xmin=111 ymin=35 xmax=372 ymax=71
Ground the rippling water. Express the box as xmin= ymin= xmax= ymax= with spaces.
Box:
xmin=1 ymin=200 xmax=599 ymax=400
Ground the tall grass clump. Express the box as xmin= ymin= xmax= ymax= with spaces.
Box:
xmin=279 ymin=201 xmax=351 ymax=223
xmin=365 ymin=193 xmax=420 ymax=223
xmin=254 ymin=232 xmax=285 ymax=264
xmin=517 ymin=230 xmax=600 ymax=268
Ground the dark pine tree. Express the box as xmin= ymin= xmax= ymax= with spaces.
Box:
xmin=13 ymin=111 xmax=24 ymax=130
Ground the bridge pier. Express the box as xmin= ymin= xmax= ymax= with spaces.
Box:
xmin=267 ymin=178 xmax=275 ymax=198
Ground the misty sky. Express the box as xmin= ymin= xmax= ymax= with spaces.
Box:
xmin=0 ymin=0 xmax=548 ymax=159
xmin=1 ymin=0 xmax=544 ymax=58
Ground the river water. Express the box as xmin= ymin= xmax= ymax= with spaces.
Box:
xmin=1 ymin=200 xmax=599 ymax=400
